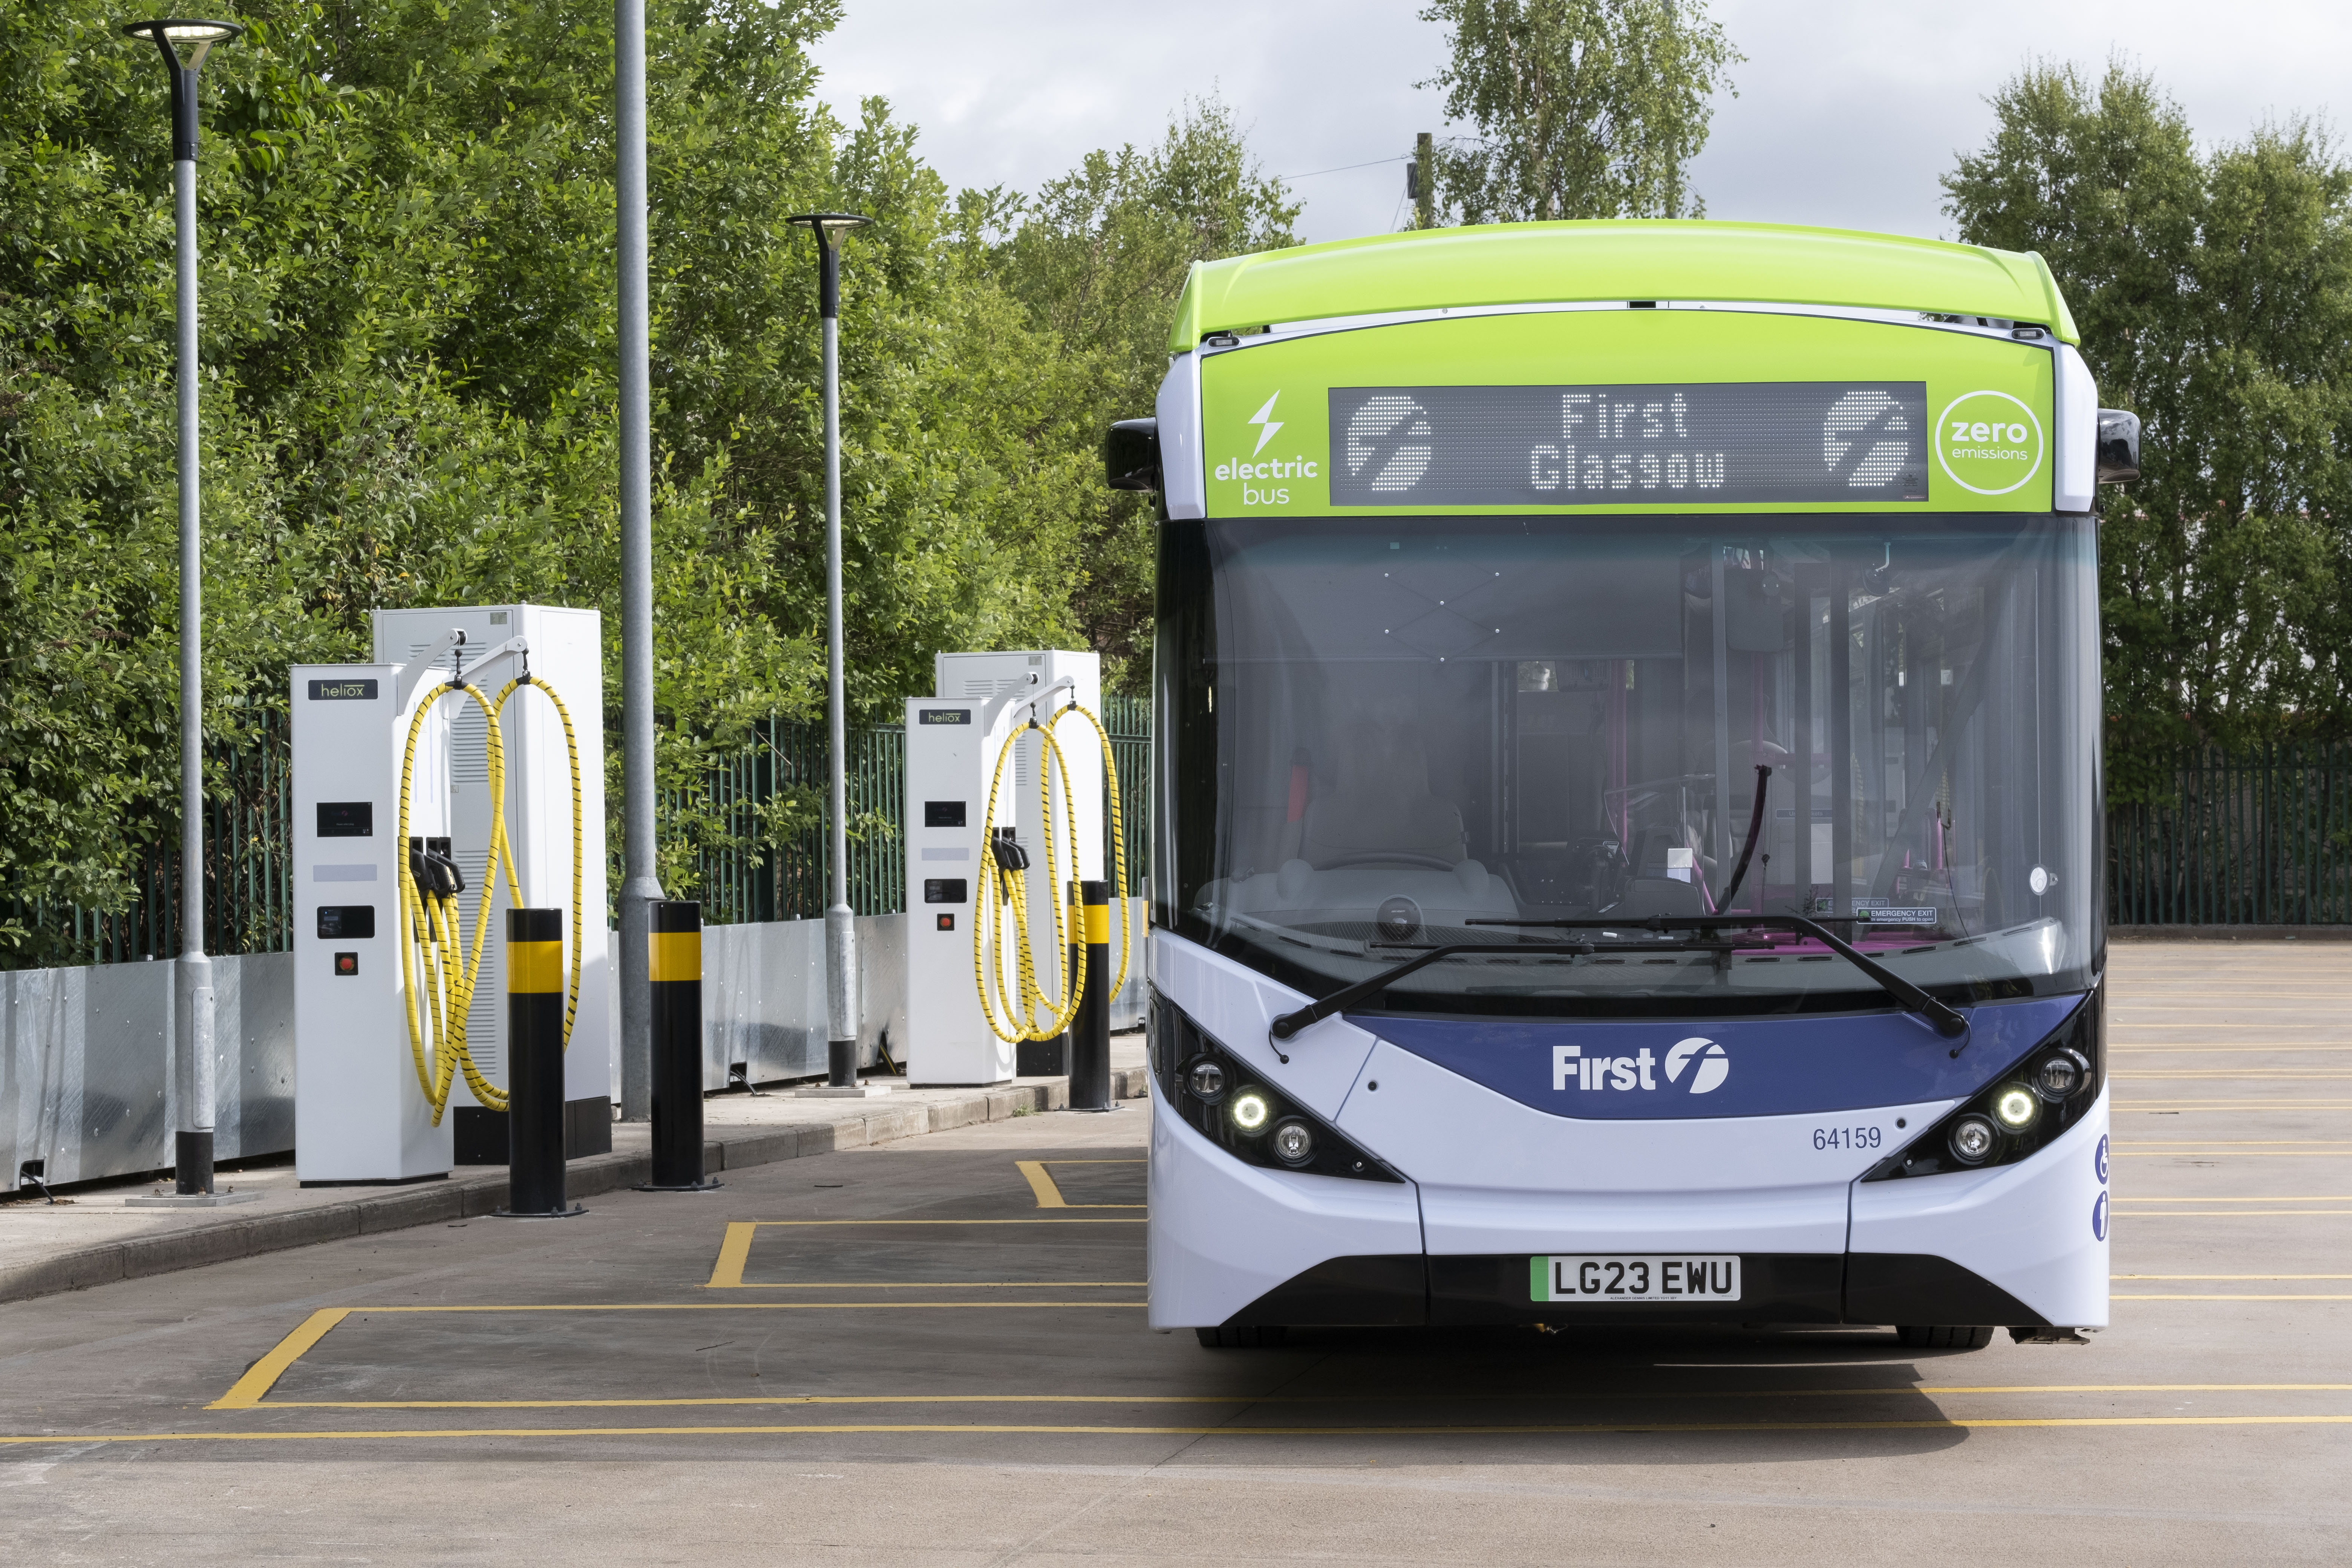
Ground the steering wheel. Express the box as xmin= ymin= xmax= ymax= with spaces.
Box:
xmin=1316 ymin=853 xmax=1461 ymax=873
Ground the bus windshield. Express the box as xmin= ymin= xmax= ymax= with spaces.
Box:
xmin=1154 ymin=514 xmax=2101 ymax=1020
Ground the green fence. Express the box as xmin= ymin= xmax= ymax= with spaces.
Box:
xmin=695 ymin=693 xmax=1152 ymax=923
xmin=26 ymin=715 xmax=2352 ymax=966
xmin=3 ymin=710 xmax=293 ymax=971
xmin=2 ymin=695 xmax=1153 ymax=970
xmin=2109 ymin=743 xmax=2352 ymax=925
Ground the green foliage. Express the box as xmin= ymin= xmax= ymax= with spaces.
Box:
xmin=0 ymin=0 xmax=1142 ymax=959
xmin=1943 ymin=61 xmax=2352 ymax=801
xmin=1416 ymin=0 xmax=1741 ymax=224
xmin=957 ymin=99 xmax=1301 ymax=688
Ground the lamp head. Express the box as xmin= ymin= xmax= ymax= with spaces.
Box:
xmin=123 ymin=18 xmax=246 ymax=72
xmin=786 ymin=212 xmax=875 ymax=240
xmin=787 ymin=213 xmax=873 ymax=318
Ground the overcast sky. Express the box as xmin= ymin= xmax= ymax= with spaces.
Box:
xmin=811 ymin=0 xmax=2352 ymax=246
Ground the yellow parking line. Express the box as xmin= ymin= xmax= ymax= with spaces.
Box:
xmin=2117 ymin=1213 xmax=2352 ymax=1219
xmin=241 ymin=1382 xmax=2352 ymax=1412
xmin=2115 ymin=1274 xmax=2352 ymax=1280
xmin=1015 ymin=1160 xmax=1145 ymax=1210
xmin=2111 ymin=1195 xmax=2352 ymax=1202
xmin=705 ymin=1222 xmax=757 ymax=1289
xmin=14 ymin=1416 xmax=2352 ymax=1447
xmin=1017 ymin=1160 xmax=1067 ymax=1208
xmin=208 ymin=1302 xmax=1145 ymax=1408
xmin=2116 ymin=1102 xmax=2352 ymax=1110
xmin=2114 ymin=1072 xmax=2352 ymax=1080
xmin=208 ymin=1309 xmax=348 ymax=1411
xmin=707 ymin=1281 xmax=1149 ymax=1289
xmin=303 ymin=1302 xmax=1150 ymax=1312
xmin=2114 ymin=1046 xmax=2352 ymax=1054
xmin=2115 ymin=1294 xmax=2352 ymax=1300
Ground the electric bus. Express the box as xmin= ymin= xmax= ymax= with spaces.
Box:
xmin=1105 ymin=222 xmax=2139 ymax=1349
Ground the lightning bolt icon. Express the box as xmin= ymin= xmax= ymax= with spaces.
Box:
xmin=1248 ymin=392 xmax=1283 ymax=456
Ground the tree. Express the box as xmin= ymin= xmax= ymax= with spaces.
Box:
xmin=0 ymin=0 xmax=1095 ymax=958
xmin=1416 ymin=0 xmax=1740 ymax=224
xmin=1943 ymin=61 xmax=2352 ymax=799
xmin=960 ymin=100 xmax=1301 ymax=689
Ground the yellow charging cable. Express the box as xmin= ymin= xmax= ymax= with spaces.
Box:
xmin=391 ymin=672 xmax=586 ymax=1123
xmin=970 ymin=699 xmax=1131 ymax=1044
xmin=494 ymin=675 xmax=585 ymax=1051
xmin=395 ymin=681 xmax=520 ymax=1119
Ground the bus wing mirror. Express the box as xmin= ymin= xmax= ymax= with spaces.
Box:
xmin=2095 ymin=409 xmax=2140 ymax=484
xmin=1105 ymin=418 xmax=1161 ymax=492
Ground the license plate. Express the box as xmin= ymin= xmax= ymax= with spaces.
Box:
xmin=1530 ymin=1254 xmax=1741 ymax=1303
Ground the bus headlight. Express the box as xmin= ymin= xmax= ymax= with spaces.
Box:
xmin=1186 ymin=1058 xmax=1229 ymax=1103
xmin=2033 ymin=1047 xmax=2089 ymax=1101
xmin=1948 ymin=1114 xmax=1998 ymax=1165
xmin=1269 ymin=1118 xmax=1315 ymax=1166
xmin=1154 ymin=999 xmax=1403 ymax=1184
xmin=1862 ymin=990 xmax=2103 ymax=1183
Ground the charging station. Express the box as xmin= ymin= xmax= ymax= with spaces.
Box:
xmin=292 ymin=604 xmax=611 ymax=1184
xmin=904 ymin=651 xmax=1101 ymax=1086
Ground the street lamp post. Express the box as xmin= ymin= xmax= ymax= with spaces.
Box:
xmin=785 ymin=213 xmax=871 ymax=1089
xmin=124 ymin=17 xmax=244 ymax=1198
xmin=614 ymin=0 xmax=659 ymax=1122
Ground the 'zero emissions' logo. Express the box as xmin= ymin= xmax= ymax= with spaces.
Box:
xmin=1937 ymin=389 xmax=2045 ymax=496
xmin=1552 ymin=1037 xmax=1729 ymax=1095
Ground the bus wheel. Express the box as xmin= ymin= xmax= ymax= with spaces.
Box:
xmin=1896 ymin=1325 xmax=1994 ymax=1350
xmin=1195 ymin=1326 xmax=1289 ymax=1348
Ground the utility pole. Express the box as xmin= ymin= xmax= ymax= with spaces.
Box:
xmin=616 ymin=0 xmax=660 ymax=1121
xmin=1415 ymin=132 xmax=1436 ymax=230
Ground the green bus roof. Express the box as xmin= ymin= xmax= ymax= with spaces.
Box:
xmin=1169 ymin=220 xmax=2078 ymax=352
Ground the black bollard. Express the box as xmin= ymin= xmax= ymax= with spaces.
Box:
xmin=1070 ymin=879 xmax=1113 ymax=1111
xmin=498 ymin=907 xmax=582 ymax=1217
xmin=639 ymin=900 xmax=720 ymax=1192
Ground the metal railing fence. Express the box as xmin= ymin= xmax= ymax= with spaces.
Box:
xmin=28 ymin=718 xmax=2352 ymax=963
xmin=3 ymin=709 xmax=292 ymax=971
xmin=694 ymin=696 xmax=1152 ymax=923
xmin=695 ymin=719 xmax=909 ymax=925
xmin=2 ymin=697 xmax=1154 ymax=970
xmin=2109 ymin=741 xmax=2352 ymax=925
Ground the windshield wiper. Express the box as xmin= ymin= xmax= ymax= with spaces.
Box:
xmin=1266 ymin=941 xmax=1595 ymax=1054
xmin=1467 ymin=913 xmax=1971 ymax=1044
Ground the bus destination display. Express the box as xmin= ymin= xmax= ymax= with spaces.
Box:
xmin=1328 ymin=382 xmax=1930 ymax=507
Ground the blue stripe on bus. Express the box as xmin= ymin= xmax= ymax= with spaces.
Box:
xmin=1351 ymin=994 xmax=2083 ymax=1119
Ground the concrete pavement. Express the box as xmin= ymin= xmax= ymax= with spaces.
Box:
xmin=0 ymin=945 xmax=2345 ymax=1565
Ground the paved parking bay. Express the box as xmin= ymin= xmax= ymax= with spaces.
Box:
xmin=2 ymin=943 xmax=2347 ymax=1564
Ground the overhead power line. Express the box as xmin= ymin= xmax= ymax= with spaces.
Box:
xmin=1279 ymin=155 xmax=1412 ymax=181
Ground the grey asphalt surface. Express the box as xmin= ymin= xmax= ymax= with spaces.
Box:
xmin=2 ymin=944 xmax=2347 ymax=1565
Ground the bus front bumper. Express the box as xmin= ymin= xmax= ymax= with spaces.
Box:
xmin=1148 ymin=1080 xmax=2110 ymax=1332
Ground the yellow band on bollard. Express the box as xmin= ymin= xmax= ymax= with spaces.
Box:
xmin=1083 ymin=902 xmax=1112 ymax=946
xmin=508 ymin=940 xmax=564 ymax=994
xmin=649 ymin=930 xmax=701 ymax=984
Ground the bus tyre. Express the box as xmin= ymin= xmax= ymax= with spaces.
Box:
xmin=1195 ymin=1326 xmax=1289 ymax=1349
xmin=1896 ymin=1325 xmax=1994 ymax=1350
